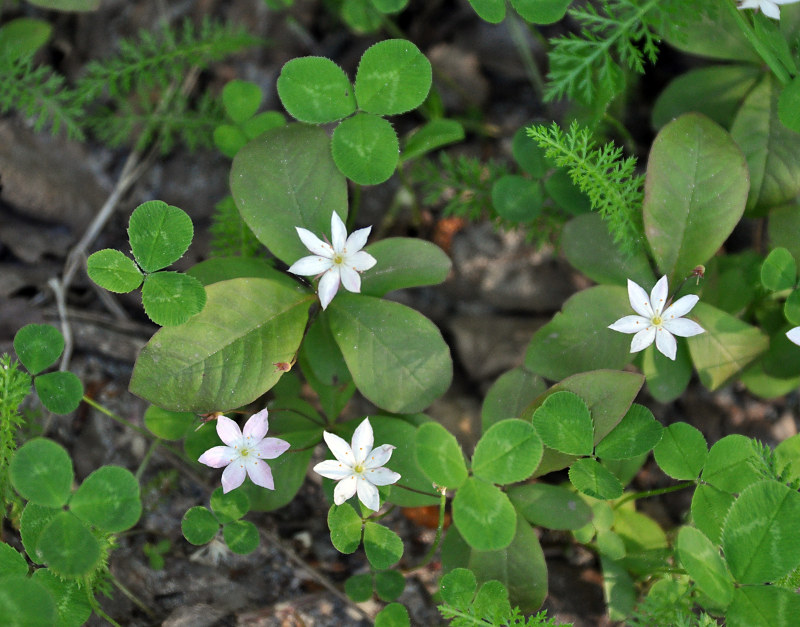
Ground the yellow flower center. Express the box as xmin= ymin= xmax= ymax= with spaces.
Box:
xmin=332 ymin=253 xmax=344 ymax=265
xmin=353 ymin=462 xmax=365 ymax=474
xmin=652 ymin=315 xmax=663 ymax=326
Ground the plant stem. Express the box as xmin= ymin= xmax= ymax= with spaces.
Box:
xmin=109 ymin=570 xmax=157 ymax=619
xmin=613 ymin=481 xmax=695 ymax=509
xmin=135 ymin=437 xmax=161 ymax=482
xmin=506 ymin=11 xmax=544 ymax=96
xmin=725 ymin=2 xmax=791 ymax=85
xmin=404 ymin=487 xmax=447 ymax=573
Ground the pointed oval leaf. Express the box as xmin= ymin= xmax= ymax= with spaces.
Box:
xmin=37 ymin=512 xmax=100 ymax=577
xmin=0 ymin=576 xmax=57 ymax=626
xmin=328 ymin=503 xmax=363 ymax=554
xmin=243 ymin=447 xmax=315 ymax=512
xmin=276 ymin=57 xmax=355 ymax=123
xmin=415 ymin=422 xmax=468 ymax=489
xmin=130 ymin=278 xmax=312 ymax=412
xmin=361 ymin=238 xmax=451 ymax=297
xmin=34 ymin=371 xmax=83 ymax=415
xmin=10 ymin=438 xmax=73 ymax=507
xmin=86 ymin=249 xmax=143 ymax=294
xmin=722 ymin=481 xmax=800 ymax=584
xmin=128 ymin=201 xmax=193 ymax=273
xmin=230 ymin=124 xmax=348 ymax=265
xmin=143 ymin=405 xmax=195 ymax=440
xmin=331 ymin=112 xmax=399 ymax=185
xmin=327 ymin=294 xmax=452 ymax=414
xmin=181 ymin=506 xmax=219 ymax=545
xmin=644 ymin=113 xmax=748 ymax=282
xmin=481 ymin=366 xmax=546 ymax=432
xmin=70 ymin=466 xmax=141 ymax=532
xmin=676 ymin=526 xmax=734 ymax=607
xmin=364 ymin=522 xmax=403 ymax=569
xmin=355 ymin=39 xmax=432 ymax=115
xmin=452 ymin=477 xmax=516 ymax=551
xmin=642 ymin=340 xmax=692 ymax=403
xmin=13 ymin=324 xmax=64 ymax=375
xmin=532 ymin=391 xmax=593 ymax=456
xmin=653 ymin=422 xmax=707 ymax=480
xmin=568 ymin=458 xmax=623 ymax=500
xmin=595 ymin=404 xmax=663 ymax=460
xmin=141 ymin=271 xmax=207 ymax=326
xmin=223 ymin=520 xmax=259 ymax=554
xmin=472 ymin=419 xmax=542 ymax=485
xmin=400 ymin=118 xmax=464 ymax=162
xmin=508 ymin=483 xmax=592 ymax=530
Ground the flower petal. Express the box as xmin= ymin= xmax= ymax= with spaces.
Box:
xmin=627 ymin=280 xmax=654 ymax=318
xmin=655 ymin=328 xmax=677 ymax=360
xmin=245 ymin=457 xmax=275 ymax=490
xmin=787 ymin=326 xmax=800 ymax=346
xmin=243 ymin=408 xmax=269 ymax=440
xmin=323 ymin=430 xmax=355 ymax=466
xmin=649 ymin=276 xmax=669 ymax=316
xmin=296 ymin=227 xmax=332 ymax=257
xmin=663 ymin=318 xmax=705 ymax=337
xmin=314 ymin=459 xmax=356 ymax=481
xmin=630 ymin=326 xmax=656 ymax=353
xmin=364 ymin=444 xmax=395 ymax=469
xmin=317 ymin=268 xmax=340 ymax=309
xmin=339 ymin=264 xmax=362 ymax=293
xmin=331 ymin=212 xmax=348 ymax=252
xmin=288 ymin=255 xmax=332 ymax=276
xmin=255 ymin=437 xmax=290 ymax=459
xmin=198 ymin=445 xmax=237 ymax=468
xmin=216 ymin=416 xmax=243 ymax=447
xmin=356 ymin=477 xmax=381 ymax=511
xmin=351 ymin=418 xmax=374 ymax=465
xmin=609 ymin=315 xmax=651 ymax=334
xmin=348 ymin=250 xmax=377 ymax=272
xmin=662 ymin=294 xmax=699 ymax=320
xmin=333 ymin=474 xmax=358 ymax=505
xmin=221 ymin=461 xmax=246 ymax=493
xmin=345 ymin=226 xmax=371 ymax=253
xmin=761 ymin=1 xmax=782 ymax=18
xmin=364 ymin=467 xmax=401 ymax=486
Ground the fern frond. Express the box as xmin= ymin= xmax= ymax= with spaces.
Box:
xmin=209 ymin=195 xmax=266 ymax=258
xmin=545 ymin=0 xmax=662 ymax=103
xmin=0 ymin=55 xmax=85 ymax=139
xmin=527 ymin=122 xmax=644 ymax=255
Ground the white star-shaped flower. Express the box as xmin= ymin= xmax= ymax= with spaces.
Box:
xmin=313 ymin=418 xmax=401 ymax=512
xmin=287 ymin=211 xmax=377 ymax=310
xmin=608 ymin=276 xmax=705 ymax=361
xmin=738 ymin=0 xmax=800 ymax=19
xmin=787 ymin=327 xmax=800 ymax=346
xmin=198 ymin=409 xmax=290 ymax=493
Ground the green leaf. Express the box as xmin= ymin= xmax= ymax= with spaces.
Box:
xmin=778 ymin=75 xmax=800 ymax=133
xmin=481 ymin=367 xmax=545 ymax=432
xmin=688 ymin=302 xmax=769 ymax=390
xmin=691 ymin=484 xmax=735 ymax=546
xmin=600 ymin=558 xmax=635 ymax=621
xmin=298 ymin=314 xmax=350 ymax=387
xmin=355 ymin=39 xmax=432 ymax=115
xmin=364 ymin=522 xmax=403 ymax=569
xmin=661 ymin=7 xmax=758 ymax=63
xmin=596 ymin=530 xmax=626 ymax=560
xmin=243 ymin=111 xmax=286 ymax=139
xmin=544 ymin=168 xmax=591 ymax=214
xmin=130 ymin=278 xmax=312 ymax=412
xmin=331 ymin=112 xmax=399 ymax=185
xmin=181 ymin=507 xmax=219 ymax=545
xmin=187 ymin=257 xmax=284 ymax=287
xmin=439 ymin=568 xmax=476 ymax=610
xmin=341 ymin=0 xmax=382 ymax=33
xmin=761 ymin=247 xmax=796 ymax=291
xmin=361 ymin=238 xmax=451 ymax=297
xmin=472 ymin=419 xmax=542 ymax=485
xmin=491 ymin=175 xmax=543 ymax=222
xmin=568 ymin=458 xmax=623 ymax=500
xmin=214 ymin=124 xmax=248 ymax=159
xmin=128 ymin=201 xmax=193 ymax=273
xmin=19 ymin=503 xmax=59 ymax=564
xmin=241 ymin=447 xmax=315 ymax=512
xmin=34 ymin=372 xmax=83 ymax=415
xmin=327 ymin=503 xmax=362 ymax=554
xmin=512 ymin=126 xmax=547 ymax=177
xmin=276 ymin=57 xmax=355 ymax=123
xmin=370 ymin=0 xmax=408 ymax=13
xmin=328 ymin=294 xmax=452 ymax=414
xmin=768 ymin=203 xmax=800 ymax=267
xmin=13 ymin=324 xmax=64 ymax=375
xmin=70 ymin=466 xmax=141 ymax=532
xmin=374 ymin=603 xmax=410 ymax=627
xmin=375 ymin=570 xmax=405 ymax=602
xmin=595 ymin=404 xmax=663 ymax=460
xmin=37 ymin=512 xmax=100 ymax=577
xmin=223 ymin=520 xmax=259 ymax=554
xmin=140 ymin=271 xmax=206 ymax=327
xmin=0 ymin=543 xmax=28 ymax=577
xmin=344 ymin=573 xmax=373 ymax=602
xmin=452 ymin=477 xmax=516 ymax=551
xmin=0 ymin=18 xmax=52 ymax=61
xmin=509 ymin=0 xmax=570 ymax=24
xmin=222 ymin=79 xmax=262 ymax=123
xmin=32 ymin=568 xmax=92 ymax=627
xmin=561 ymin=213 xmax=654 ymax=288
xmin=0 ymin=576 xmax=57 ymax=627
xmin=732 ymin=74 xmax=800 ymax=213
xmin=643 ymin=114 xmax=748 ymax=282
xmin=652 ymin=422 xmax=707 ymax=480
xmin=642 ymin=341 xmax=692 ymax=403
xmin=230 ymin=124 xmax=348 ymax=265
xmin=532 ymin=391 xmax=594 ymax=456
xmin=785 ymin=289 xmax=800 ymax=326
xmin=85 ymin=249 xmax=143 ymax=293
xmin=524 ymin=286 xmax=633 ymax=381
xmin=415 ymin=422 xmax=468 ymax=489
xmin=508 ymin=483 xmax=592 ymax=530
xmin=400 ymin=119 xmax=464 ymax=162
xmin=676 ymin=526 xmax=733 ymax=607
xmin=728 ymin=586 xmax=800 ymax=627
xmin=10 ymin=439 xmax=73 ymax=507
xmin=466 ymin=0 xmax=506 ymax=23
xmin=722 ymin=481 xmax=800 ymax=584
xmin=143 ymin=405 xmax=195 ymax=440
xmin=210 ymin=487 xmax=249 ymax=524
xmin=473 ymin=580 xmax=511 ymax=624
xmin=701 ymin=435 xmax=763 ymax=494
